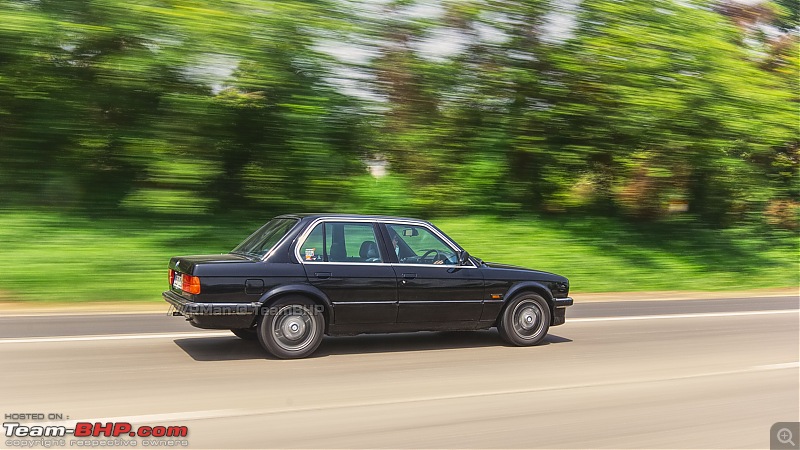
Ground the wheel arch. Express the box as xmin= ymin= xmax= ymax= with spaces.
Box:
xmin=256 ymin=284 xmax=334 ymax=331
xmin=496 ymin=281 xmax=554 ymax=325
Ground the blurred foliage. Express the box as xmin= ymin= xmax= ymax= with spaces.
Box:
xmin=0 ymin=0 xmax=798 ymax=228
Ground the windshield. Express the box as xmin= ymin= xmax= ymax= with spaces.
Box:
xmin=232 ymin=218 xmax=298 ymax=257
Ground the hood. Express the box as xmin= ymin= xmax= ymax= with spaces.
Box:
xmin=483 ymin=261 xmax=568 ymax=283
xmin=483 ymin=262 xmax=533 ymax=271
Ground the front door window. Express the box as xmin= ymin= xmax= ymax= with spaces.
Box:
xmin=386 ymin=224 xmax=458 ymax=265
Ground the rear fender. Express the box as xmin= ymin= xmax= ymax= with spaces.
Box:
xmin=256 ymin=284 xmax=335 ymax=325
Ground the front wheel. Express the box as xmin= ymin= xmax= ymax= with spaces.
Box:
xmin=257 ymin=297 xmax=324 ymax=359
xmin=497 ymin=293 xmax=551 ymax=346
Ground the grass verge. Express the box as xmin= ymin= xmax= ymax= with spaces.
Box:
xmin=0 ymin=210 xmax=796 ymax=303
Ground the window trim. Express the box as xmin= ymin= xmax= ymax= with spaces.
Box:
xmin=293 ymin=217 xmax=477 ymax=268
xmin=296 ymin=219 xmax=386 ymax=265
xmin=383 ymin=222 xmax=463 ymax=267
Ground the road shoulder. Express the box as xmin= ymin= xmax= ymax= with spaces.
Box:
xmin=574 ymin=287 xmax=798 ymax=303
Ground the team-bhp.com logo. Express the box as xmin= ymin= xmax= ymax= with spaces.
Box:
xmin=4 ymin=421 xmax=188 ymax=437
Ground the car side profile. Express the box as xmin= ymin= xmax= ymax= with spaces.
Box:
xmin=163 ymin=214 xmax=573 ymax=358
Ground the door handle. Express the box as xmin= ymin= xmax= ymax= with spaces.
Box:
xmin=401 ymin=273 xmax=417 ymax=279
xmin=314 ymin=272 xmax=332 ymax=279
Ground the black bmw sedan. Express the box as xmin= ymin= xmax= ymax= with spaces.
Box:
xmin=164 ymin=214 xmax=573 ymax=358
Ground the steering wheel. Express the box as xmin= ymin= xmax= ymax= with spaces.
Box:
xmin=419 ymin=249 xmax=445 ymax=264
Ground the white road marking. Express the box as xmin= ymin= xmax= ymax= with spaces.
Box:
xmin=0 ymin=310 xmax=167 ymax=318
xmin=40 ymin=410 xmax=241 ymax=427
xmin=0 ymin=331 xmax=232 ymax=344
xmin=754 ymin=362 xmax=800 ymax=370
xmin=570 ymin=309 xmax=799 ymax=322
xmin=38 ymin=361 xmax=799 ymax=427
xmin=0 ymin=309 xmax=796 ymax=344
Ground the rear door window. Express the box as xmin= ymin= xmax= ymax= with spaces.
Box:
xmin=299 ymin=222 xmax=384 ymax=263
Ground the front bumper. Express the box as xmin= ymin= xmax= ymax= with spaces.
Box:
xmin=552 ymin=297 xmax=573 ymax=326
xmin=163 ymin=290 xmax=258 ymax=329
xmin=553 ymin=297 xmax=574 ymax=308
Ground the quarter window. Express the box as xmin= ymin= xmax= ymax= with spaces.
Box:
xmin=299 ymin=223 xmax=325 ymax=261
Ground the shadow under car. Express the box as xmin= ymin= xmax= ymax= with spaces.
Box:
xmin=174 ymin=330 xmax=572 ymax=361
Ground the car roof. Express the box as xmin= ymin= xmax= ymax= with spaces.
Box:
xmin=275 ymin=213 xmax=431 ymax=223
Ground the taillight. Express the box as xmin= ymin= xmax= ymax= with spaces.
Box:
xmin=182 ymin=274 xmax=201 ymax=295
xmin=168 ymin=269 xmax=175 ymax=286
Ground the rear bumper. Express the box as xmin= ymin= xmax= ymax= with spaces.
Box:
xmin=163 ymin=290 xmax=257 ymax=329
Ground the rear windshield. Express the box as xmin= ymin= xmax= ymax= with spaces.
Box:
xmin=232 ymin=218 xmax=298 ymax=257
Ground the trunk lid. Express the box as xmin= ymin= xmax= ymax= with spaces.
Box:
xmin=168 ymin=253 xmax=255 ymax=274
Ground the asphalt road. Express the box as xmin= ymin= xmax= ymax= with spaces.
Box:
xmin=1 ymin=295 xmax=798 ymax=449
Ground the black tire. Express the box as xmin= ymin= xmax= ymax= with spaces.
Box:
xmin=230 ymin=328 xmax=257 ymax=340
xmin=497 ymin=293 xmax=551 ymax=346
xmin=257 ymin=296 xmax=324 ymax=359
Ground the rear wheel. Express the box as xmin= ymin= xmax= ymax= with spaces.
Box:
xmin=257 ymin=297 xmax=324 ymax=359
xmin=497 ymin=293 xmax=551 ymax=346
xmin=230 ymin=328 xmax=257 ymax=340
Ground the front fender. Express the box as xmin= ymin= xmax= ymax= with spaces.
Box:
xmin=505 ymin=281 xmax=554 ymax=304
xmin=256 ymin=284 xmax=335 ymax=324
xmin=485 ymin=281 xmax=555 ymax=326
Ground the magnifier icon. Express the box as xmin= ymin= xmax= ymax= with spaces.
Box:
xmin=778 ymin=428 xmax=796 ymax=446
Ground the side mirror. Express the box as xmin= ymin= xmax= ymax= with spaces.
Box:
xmin=458 ymin=251 xmax=471 ymax=266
